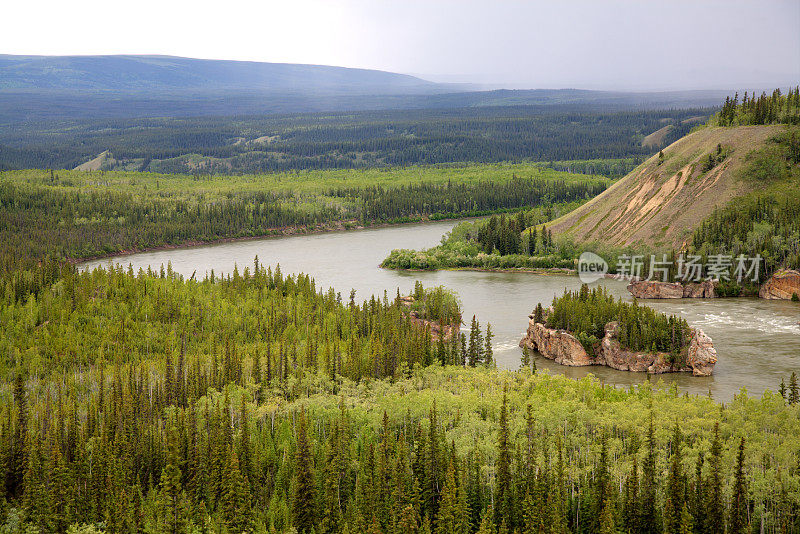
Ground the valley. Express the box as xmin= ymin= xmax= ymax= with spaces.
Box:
xmin=0 ymin=22 xmax=798 ymax=531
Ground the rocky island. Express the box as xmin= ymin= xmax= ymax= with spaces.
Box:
xmin=521 ymin=285 xmax=718 ymax=375
xmin=520 ymin=317 xmax=717 ymax=376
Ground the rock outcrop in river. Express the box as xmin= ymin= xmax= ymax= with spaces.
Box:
xmin=759 ymin=269 xmax=800 ymax=300
xmin=519 ymin=317 xmax=717 ymax=376
xmin=627 ymin=280 xmax=715 ymax=299
xmin=399 ymin=296 xmax=457 ymax=341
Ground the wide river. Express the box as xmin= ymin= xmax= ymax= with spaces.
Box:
xmin=80 ymin=220 xmax=800 ymax=401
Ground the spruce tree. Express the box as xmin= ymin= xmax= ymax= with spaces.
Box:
xmin=221 ymin=451 xmax=252 ymax=533
xmin=665 ymin=420 xmax=687 ymax=534
xmin=435 ymin=460 xmax=460 ymax=534
xmin=599 ymin=497 xmax=616 ymax=534
xmin=592 ymin=429 xmax=610 ymax=533
xmin=789 ymin=372 xmax=799 ymax=405
xmin=158 ymin=423 xmax=188 ymax=534
xmin=624 ymin=454 xmax=640 ymax=534
xmin=641 ymin=413 xmax=659 ymax=534
xmin=468 ymin=315 xmax=480 ymax=367
xmin=484 ymin=323 xmax=494 ymax=366
xmin=22 ymin=431 xmax=51 ymax=532
xmin=238 ymin=396 xmax=252 ymax=492
xmin=293 ymin=409 xmax=316 ymax=534
xmin=495 ymin=386 xmax=513 ymax=529
xmin=691 ymin=453 xmax=705 ymax=534
xmin=678 ymin=503 xmax=694 ymax=534
xmin=551 ymin=435 xmax=568 ymax=534
xmin=533 ymin=303 xmax=544 ymax=325
xmin=10 ymin=372 xmax=28 ymax=499
xmin=476 ymin=506 xmax=497 ymax=534
xmin=729 ymin=437 xmax=748 ymax=534
xmin=705 ymin=423 xmax=724 ymax=534
xmin=424 ymin=401 xmax=442 ymax=519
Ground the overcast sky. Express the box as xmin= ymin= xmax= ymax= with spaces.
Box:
xmin=3 ymin=0 xmax=799 ymax=90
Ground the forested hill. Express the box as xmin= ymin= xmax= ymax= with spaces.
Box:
xmin=547 ymin=124 xmax=798 ymax=250
xmin=0 ymin=54 xmax=439 ymax=94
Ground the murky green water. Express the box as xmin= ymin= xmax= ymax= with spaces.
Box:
xmin=79 ymin=221 xmax=800 ymax=400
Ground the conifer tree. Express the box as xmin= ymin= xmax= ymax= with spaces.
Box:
xmin=221 ymin=451 xmax=252 ymax=533
xmin=551 ymin=435 xmax=568 ymax=534
xmin=599 ymin=497 xmax=616 ymax=534
xmin=533 ymin=303 xmax=544 ymax=325
xmin=435 ymin=460 xmax=461 ymax=534
xmin=664 ymin=420 xmax=687 ymax=534
xmin=238 ymin=396 xmax=252 ymax=492
xmin=690 ymin=453 xmax=705 ymax=534
xmin=592 ymin=429 xmax=611 ymax=533
xmin=729 ymin=437 xmax=748 ymax=534
xmin=9 ymin=372 xmax=28 ymax=499
xmin=476 ymin=506 xmax=497 ymax=534
xmin=641 ymin=413 xmax=659 ymax=534
xmin=293 ymin=409 xmax=316 ymax=534
xmin=789 ymin=372 xmax=799 ymax=405
xmin=678 ymin=503 xmax=694 ymax=534
xmin=468 ymin=316 xmax=480 ymax=367
xmin=624 ymin=453 xmax=640 ymax=534
xmin=159 ymin=422 xmax=188 ymax=534
xmin=484 ymin=323 xmax=494 ymax=366
xmin=495 ymin=386 xmax=513 ymax=529
xmin=321 ymin=431 xmax=343 ymax=534
xmin=705 ymin=423 xmax=724 ymax=534
xmin=22 ymin=431 xmax=51 ymax=532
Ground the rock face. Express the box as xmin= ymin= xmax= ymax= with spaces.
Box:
xmin=519 ymin=317 xmax=717 ymax=376
xmin=759 ymin=269 xmax=800 ymax=300
xmin=519 ymin=322 xmax=593 ymax=366
xmin=406 ymin=310 xmax=456 ymax=341
xmin=627 ymin=280 xmax=685 ymax=299
xmin=682 ymin=280 xmax=716 ymax=298
xmin=400 ymin=296 xmax=457 ymax=341
xmin=627 ymin=280 xmax=715 ymax=299
xmin=685 ymin=328 xmax=718 ymax=376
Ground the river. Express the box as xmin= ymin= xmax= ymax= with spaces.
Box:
xmin=79 ymin=220 xmax=800 ymax=401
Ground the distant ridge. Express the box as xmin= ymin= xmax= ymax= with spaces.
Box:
xmin=0 ymin=54 xmax=440 ymax=94
xmin=0 ymin=54 xmax=736 ymax=122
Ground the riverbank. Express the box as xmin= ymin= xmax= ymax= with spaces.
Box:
xmin=71 ymin=216 xmax=483 ymax=266
xmin=382 ymin=264 xmax=576 ymax=275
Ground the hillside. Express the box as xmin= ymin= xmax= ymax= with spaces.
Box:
xmin=0 ymin=54 xmax=439 ymax=94
xmin=548 ymin=125 xmax=786 ymax=249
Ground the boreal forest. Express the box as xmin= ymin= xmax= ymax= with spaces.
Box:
xmin=1 ymin=38 xmax=799 ymax=534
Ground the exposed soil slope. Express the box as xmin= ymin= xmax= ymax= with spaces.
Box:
xmin=74 ymin=150 xmax=114 ymax=171
xmin=549 ymin=125 xmax=784 ymax=249
xmin=642 ymin=124 xmax=673 ymax=147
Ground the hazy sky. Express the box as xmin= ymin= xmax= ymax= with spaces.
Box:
xmin=3 ymin=0 xmax=799 ymax=90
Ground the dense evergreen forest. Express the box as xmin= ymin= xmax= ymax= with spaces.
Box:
xmin=712 ymin=87 xmax=800 ymax=127
xmin=541 ymin=286 xmax=692 ymax=361
xmin=0 ymin=165 xmax=607 ymax=299
xmin=1 ymin=264 xmax=798 ymax=533
xmin=0 ymin=107 xmax=706 ymax=173
xmin=2 ymin=87 xmax=798 ymax=534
